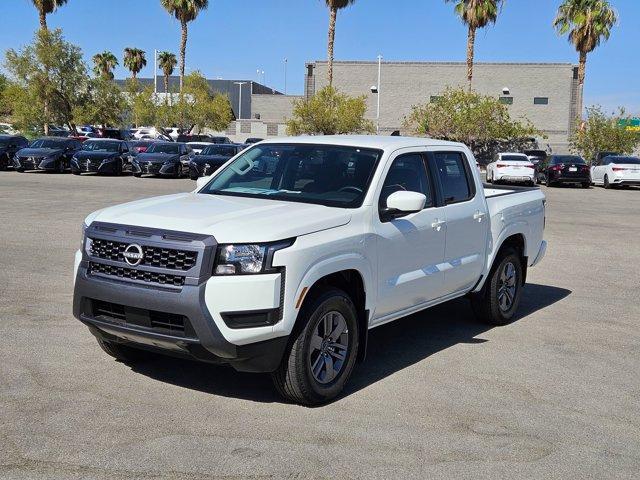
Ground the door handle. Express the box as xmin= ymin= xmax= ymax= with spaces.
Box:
xmin=473 ymin=210 xmax=486 ymax=222
xmin=431 ymin=219 xmax=446 ymax=231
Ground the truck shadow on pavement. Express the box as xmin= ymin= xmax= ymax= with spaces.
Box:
xmin=128 ymin=283 xmax=570 ymax=404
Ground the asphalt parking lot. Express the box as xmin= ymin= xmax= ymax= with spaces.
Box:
xmin=1 ymin=171 xmax=639 ymax=479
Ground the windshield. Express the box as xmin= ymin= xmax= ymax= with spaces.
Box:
xmin=146 ymin=143 xmax=180 ymax=154
xmin=201 ymin=145 xmax=237 ymax=157
xmin=501 ymin=155 xmax=530 ymax=162
xmin=189 ymin=143 xmax=211 ymax=150
xmin=200 ymin=143 xmax=382 ymax=208
xmin=552 ymin=156 xmax=585 ymax=165
xmin=610 ymin=157 xmax=640 ymax=165
xmin=82 ymin=141 xmax=120 ymax=152
xmin=29 ymin=139 xmax=66 ymax=149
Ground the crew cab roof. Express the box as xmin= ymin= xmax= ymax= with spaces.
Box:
xmin=257 ymin=135 xmax=466 ymax=152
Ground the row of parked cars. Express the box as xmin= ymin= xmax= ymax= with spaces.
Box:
xmin=0 ymin=134 xmax=256 ymax=180
xmin=485 ymin=150 xmax=640 ymax=189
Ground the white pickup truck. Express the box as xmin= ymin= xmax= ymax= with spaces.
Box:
xmin=73 ymin=136 xmax=547 ymax=405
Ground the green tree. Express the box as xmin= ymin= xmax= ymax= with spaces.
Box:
xmin=174 ymin=71 xmax=233 ymax=132
xmin=31 ymin=0 xmax=68 ymax=30
xmin=286 ymin=85 xmax=374 ymax=135
xmin=123 ymin=47 xmax=146 ymax=79
xmin=0 ymin=74 xmax=10 ymax=118
xmin=160 ymin=0 xmax=209 ymax=92
xmin=4 ymin=28 xmax=87 ymax=135
xmin=74 ymin=77 xmax=125 ymax=127
xmin=404 ymin=87 xmax=541 ymax=158
xmin=570 ymin=106 xmax=639 ymax=162
xmin=446 ymin=0 xmax=503 ymax=89
xmin=324 ymin=0 xmax=356 ymax=86
xmin=554 ymin=0 xmax=617 ymax=111
xmin=157 ymin=51 xmax=177 ymax=101
xmin=92 ymin=51 xmax=118 ymax=80
xmin=123 ymin=79 xmax=154 ymax=127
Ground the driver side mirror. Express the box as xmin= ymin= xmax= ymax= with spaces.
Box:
xmin=381 ymin=191 xmax=426 ymax=221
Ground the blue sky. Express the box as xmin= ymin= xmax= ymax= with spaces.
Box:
xmin=1 ymin=0 xmax=638 ymax=113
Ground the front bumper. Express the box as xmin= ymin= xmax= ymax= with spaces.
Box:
xmin=133 ymin=161 xmax=178 ymax=176
xmin=14 ymin=157 xmax=58 ymax=171
xmin=72 ymin=223 xmax=288 ymax=372
xmin=71 ymin=158 xmax=119 ymax=174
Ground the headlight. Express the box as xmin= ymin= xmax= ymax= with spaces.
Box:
xmin=214 ymin=240 xmax=294 ymax=275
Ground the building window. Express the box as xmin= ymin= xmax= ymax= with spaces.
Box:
xmin=430 ymin=96 xmax=442 ymax=103
xmin=534 ymin=97 xmax=549 ymax=105
xmin=499 ymin=96 xmax=513 ymax=105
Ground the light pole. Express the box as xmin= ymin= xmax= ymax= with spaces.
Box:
xmin=256 ymin=69 xmax=265 ymax=85
xmin=284 ymin=58 xmax=288 ymax=95
xmin=376 ymin=54 xmax=382 ymax=134
xmin=153 ymin=49 xmax=158 ymax=95
xmin=234 ymin=81 xmax=247 ymax=120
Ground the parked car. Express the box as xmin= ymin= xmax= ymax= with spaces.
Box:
xmin=70 ymin=139 xmax=133 ymax=176
xmin=486 ymin=152 xmax=535 ymax=185
xmin=73 ymin=136 xmax=547 ymax=405
xmin=132 ymin=141 xmax=194 ymax=178
xmin=13 ymin=137 xmax=82 ymax=172
xmin=176 ymin=134 xmax=230 ymax=144
xmin=0 ymin=123 xmax=19 ymax=135
xmin=592 ymin=151 xmax=620 ymax=166
xmin=0 ymin=134 xmax=29 ymax=170
xmin=187 ymin=142 xmax=213 ymax=155
xmin=188 ymin=144 xmax=244 ymax=179
xmin=523 ymin=149 xmax=548 ymax=166
xmin=245 ymin=137 xmax=264 ymax=144
xmin=163 ymin=127 xmax=183 ymax=141
xmin=591 ymin=155 xmax=640 ymax=189
xmin=131 ymin=127 xmax=159 ymax=140
xmin=129 ymin=140 xmax=159 ymax=156
xmin=99 ymin=128 xmax=130 ymax=140
xmin=536 ymin=154 xmax=590 ymax=188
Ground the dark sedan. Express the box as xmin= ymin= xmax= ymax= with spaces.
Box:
xmin=129 ymin=140 xmax=159 ymax=156
xmin=536 ymin=154 xmax=591 ymax=188
xmin=132 ymin=142 xmax=194 ymax=178
xmin=188 ymin=144 xmax=244 ymax=179
xmin=0 ymin=135 xmax=29 ymax=170
xmin=13 ymin=137 xmax=82 ymax=173
xmin=70 ymin=139 xmax=133 ymax=175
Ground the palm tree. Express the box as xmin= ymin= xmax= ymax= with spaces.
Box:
xmin=446 ymin=0 xmax=503 ymax=90
xmin=160 ymin=0 xmax=209 ymax=92
xmin=554 ymin=0 xmax=617 ymax=101
xmin=157 ymin=51 xmax=177 ymax=98
xmin=324 ymin=0 xmax=356 ymax=86
xmin=92 ymin=51 xmax=118 ymax=80
xmin=123 ymin=48 xmax=147 ymax=79
xmin=31 ymin=0 xmax=68 ymax=30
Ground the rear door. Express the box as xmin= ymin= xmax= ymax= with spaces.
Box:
xmin=428 ymin=149 xmax=489 ymax=294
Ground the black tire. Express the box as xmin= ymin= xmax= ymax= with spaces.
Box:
xmin=471 ymin=247 xmax=524 ymax=326
xmin=58 ymin=160 xmax=66 ymax=174
xmin=114 ymin=160 xmax=123 ymax=176
xmin=133 ymin=172 xmax=141 ymax=178
xmin=96 ymin=338 xmax=149 ymax=363
xmin=545 ymin=176 xmax=554 ymax=187
xmin=603 ymin=175 xmax=611 ymax=189
xmin=272 ymin=287 xmax=360 ymax=406
xmin=582 ymin=182 xmax=590 ymax=189
xmin=72 ymin=171 xmax=81 ymax=176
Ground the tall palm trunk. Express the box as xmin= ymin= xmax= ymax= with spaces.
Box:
xmin=466 ymin=25 xmax=476 ymax=90
xmin=577 ymin=50 xmax=587 ymax=116
xmin=327 ymin=7 xmax=337 ymax=86
xmin=164 ymin=74 xmax=170 ymax=105
xmin=39 ymin=10 xmax=47 ymax=29
xmin=179 ymin=20 xmax=188 ymax=92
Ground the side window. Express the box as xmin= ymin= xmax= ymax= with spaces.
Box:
xmin=379 ymin=154 xmax=432 ymax=209
xmin=433 ymin=152 xmax=474 ymax=204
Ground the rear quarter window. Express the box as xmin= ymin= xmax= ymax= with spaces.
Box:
xmin=433 ymin=152 xmax=474 ymax=204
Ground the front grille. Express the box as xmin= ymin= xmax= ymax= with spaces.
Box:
xmin=90 ymin=238 xmax=197 ymax=271
xmin=18 ymin=157 xmax=41 ymax=169
xmin=89 ymin=261 xmax=185 ymax=287
xmin=91 ymin=299 xmax=191 ymax=337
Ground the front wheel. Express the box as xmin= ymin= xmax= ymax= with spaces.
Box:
xmin=272 ymin=287 xmax=359 ymax=406
xmin=471 ymin=248 xmax=523 ymax=326
xmin=58 ymin=160 xmax=66 ymax=174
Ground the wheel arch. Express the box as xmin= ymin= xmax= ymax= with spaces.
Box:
xmin=475 ymin=231 xmax=529 ymax=292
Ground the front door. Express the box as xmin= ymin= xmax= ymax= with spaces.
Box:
xmin=372 ymin=151 xmax=446 ymax=323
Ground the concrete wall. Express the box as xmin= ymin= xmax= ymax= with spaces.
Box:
xmin=307 ymin=61 xmax=581 ymax=153
xmin=250 ymin=94 xmax=301 ymax=122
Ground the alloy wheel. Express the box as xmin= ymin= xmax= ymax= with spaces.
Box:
xmin=497 ymin=261 xmax=518 ymax=312
xmin=308 ymin=311 xmax=349 ymax=384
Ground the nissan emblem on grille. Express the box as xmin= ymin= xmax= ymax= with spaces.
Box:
xmin=122 ymin=244 xmax=144 ymax=266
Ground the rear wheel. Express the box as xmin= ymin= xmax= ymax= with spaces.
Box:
xmin=96 ymin=338 xmax=150 ymax=363
xmin=604 ymin=175 xmax=611 ymax=189
xmin=133 ymin=172 xmax=141 ymax=178
xmin=272 ymin=287 xmax=359 ymax=406
xmin=545 ymin=176 xmax=554 ymax=187
xmin=581 ymin=182 xmax=590 ymax=189
xmin=471 ymin=248 xmax=523 ymax=326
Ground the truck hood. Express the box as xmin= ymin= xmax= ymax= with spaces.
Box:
xmin=88 ymin=193 xmax=352 ymax=243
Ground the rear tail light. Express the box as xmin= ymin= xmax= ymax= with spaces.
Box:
xmin=550 ymin=164 xmax=564 ymax=171
xmin=581 ymin=165 xmax=590 ymax=171
xmin=612 ymin=167 xmax=627 ymax=172
xmin=496 ymin=163 xmax=507 ymax=168
xmin=525 ymin=165 xmax=535 ymax=169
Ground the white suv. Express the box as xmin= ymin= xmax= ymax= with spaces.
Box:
xmin=73 ymin=136 xmax=546 ymax=405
